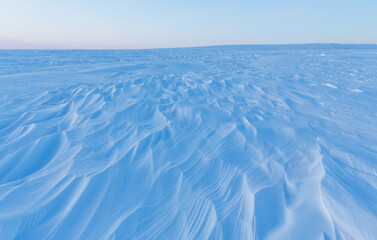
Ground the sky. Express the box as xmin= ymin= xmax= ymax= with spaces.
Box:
xmin=0 ymin=0 xmax=376 ymax=49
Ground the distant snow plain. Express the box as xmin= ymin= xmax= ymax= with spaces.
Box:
xmin=0 ymin=44 xmax=376 ymax=240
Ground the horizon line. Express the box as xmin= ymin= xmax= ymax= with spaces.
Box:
xmin=1 ymin=42 xmax=377 ymax=51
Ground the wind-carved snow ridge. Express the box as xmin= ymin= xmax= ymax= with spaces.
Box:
xmin=0 ymin=45 xmax=377 ymax=240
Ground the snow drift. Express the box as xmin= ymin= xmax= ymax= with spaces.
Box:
xmin=0 ymin=45 xmax=377 ymax=239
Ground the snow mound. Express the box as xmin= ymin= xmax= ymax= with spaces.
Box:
xmin=0 ymin=45 xmax=377 ymax=239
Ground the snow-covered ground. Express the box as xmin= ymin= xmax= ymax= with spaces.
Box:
xmin=0 ymin=44 xmax=377 ymax=240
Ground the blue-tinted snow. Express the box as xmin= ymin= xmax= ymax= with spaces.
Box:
xmin=0 ymin=44 xmax=377 ymax=240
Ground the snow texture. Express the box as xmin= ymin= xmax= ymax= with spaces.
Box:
xmin=0 ymin=44 xmax=377 ymax=240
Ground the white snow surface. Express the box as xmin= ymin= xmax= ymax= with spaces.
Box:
xmin=0 ymin=45 xmax=377 ymax=240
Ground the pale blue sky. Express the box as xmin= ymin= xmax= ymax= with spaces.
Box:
xmin=1 ymin=0 xmax=376 ymax=49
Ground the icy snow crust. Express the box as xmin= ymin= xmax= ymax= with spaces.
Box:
xmin=0 ymin=45 xmax=377 ymax=240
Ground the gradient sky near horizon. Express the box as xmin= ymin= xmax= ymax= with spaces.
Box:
xmin=1 ymin=0 xmax=376 ymax=49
